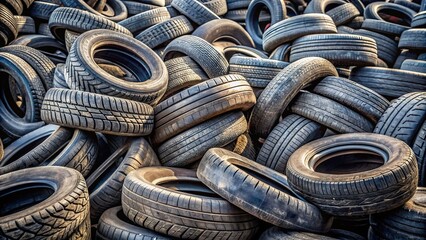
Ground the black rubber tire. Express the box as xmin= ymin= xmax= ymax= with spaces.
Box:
xmin=291 ymin=92 xmax=374 ymax=133
xmin=263 ymin=13 xmax=337 ymax=53
xmin=0 ymin=52 xmax=46 ymax=138
xmin=304 ymin=0 xmax=347 ymax=13
xmin=66 ymin=29 xmax=168 ymax=105
xmin=53 ymin=63 xmax=69 ymax=89
xmin=346 ymin=15 xmax=364 ymax=29
xmin=414 ymin=121 xmax=426 ymax=186
xmin=37 ymin=23 xmax=55 ymax=38
xmin=14 ymin=16 xmax=36 ymax=34
xmin=41 ymin=88 xmax=154 ymax=136
xmin=0 ymin=166 xmax=89 ymax=239
xmin=246 ymin=0 xmax=287 ymax=47
xmin=286 ymin=133 xmax=418 ymax=216
xmin=122 ymin=1 xmax=158 ymax=16
xmin=412 ymin=11 xmax=426 ymax=28
xmin=192 ymin=19 xmax=255 ymax=47
xmin=226 ymin=0 xmax=251 ymax=10
xmin=163 ymin=35 xmax=229 ymax=79
xmin=399 ymin=29 xmax=426 ymax=51
xmin=158 ymin=111 xmax=247 ymax=167
xmin=68 ymin=214 xmax=91 ymax=240
xmin=0 ymin=0 xmax=23 ymax=15
xmin=162 ymin=56 xmax=208 ymax=99
xmin=364 ymin=2 xmax=415 ymax=23
xmin=224 ymin=9 xmax=271 ymax=23
xmin=312 ymin=76 xmax=390 ymax=123
xmin=269 ymin=43 xmax=291 ymax=61
xmin=259 ymin=227 xmax=365 ymax=240
xmin=10 ymin=34 xmax=68 ymax=64
xmin=229 ymin=55 xmax=289 ymax=88
xmin=326 ymin=2 xmax=360 ymax=26
xmin=349 ymin=67 xmax=426 ymax=99
xmin=395 ymin=0 xmax=421 ymax=12
xmin=374 ymin=92 xmax=426 ymax=147
xmin=122 ymin=167 xmax=259 ymax=239
xmin=223 ymin=45 xmax=269 ymax=60
xmin=400 ymin=59 xmax=426 ymax=74
xmin=60 ymin=0 xmax=128 ymax=22
xmin=0 ymin=45 xmax=56 ymax=90
xmin=361 ymin=18 xmax=410 ymax=36
xmin=256 ymin=114 xmax=326 ymax=173
xmin=97 ymin=207 xmax=171 ymax=240
xmin=223 ymin=132 xmax=257 ymax=160
xmin=353 ymin=29 xmax=398 ymax=66
xmin=290 ymin=34 xmax=378 ymax=67
xmin=197 ymin=148 xmax=332 ymax=233
xmin=200 ymin=0 xmax=227 ymax=15
xmin=0 ymin=124 xmax=58 ymax=166
xmin=88 ymin=137 xmax=160 ymax=222
xmin=136 ymin=15 xmax=194 ymax=49
xmin=249 ymin=57 xmax=338 ymax=141
xmin=153 ymin=74 xmax=255 ymax=145
xmin=370 ymin=187 xmax=426 ymax=239
xmin=29 ymin=1 xmax=59 ymax=21
xmin=0 ymin=3 xmax=17 ymax=45
xmin=171 ymin=0 xmax=220 ymax=25
xmin=118 ymin=7 xmax=171 ymax=35
xmin=394 ymin=50 xmax=419 ymax=69
xmin=336 ymin=67 xmax=352 ymax=78
xmin=49 ymin=7 xmax=132 ymax=42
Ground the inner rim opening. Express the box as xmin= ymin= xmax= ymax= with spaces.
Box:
xmin=0 ymin=182 xmax=54 ymax=216
xmin=378 ymin=9 xmax=412 ymax=26
xmin=311 ymin=145 xmax=388 ymax=175
xmin=0 ymin=73 xmax=26 ymax=118
xmin=157 ymin=178 xmax=217 ymax=197
xmin=94 ymin=47 xmax=151 ymax=82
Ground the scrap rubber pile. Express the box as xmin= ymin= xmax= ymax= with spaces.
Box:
xmin=0 ymin=0 xmax=426 ymax=239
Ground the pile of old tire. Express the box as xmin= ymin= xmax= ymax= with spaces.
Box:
xmin=0 ymin=0 xmax=425 ymax=239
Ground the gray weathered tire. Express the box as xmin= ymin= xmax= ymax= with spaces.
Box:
xmin=118 ymin=7 xmax=171 ymax=35
xmin=171 ymin=0 xmax=220 ymax=25
xmin=401 ymin=60 xmax=426 ymax=74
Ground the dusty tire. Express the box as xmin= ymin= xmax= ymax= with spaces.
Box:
xmin=66 ymin=29 xmax=168 ymax=105
xmin=197 ymin=148 xmax=332 ymax=233
xmin=118 ymin=7 xmax=171 ymax=35
xmin=399 ymin=29 xmax=426 ymax=51
xmin=286 ymin=133 xmax=418 ymax=217
xmin=401 ymin=59 xmax=426 ymax=74
xmin=122 ymin=167 xmax=259 ymax=239
xmin=41 ymin=88 xmax=155 ymax=136
xmin=153 ymin=74 xmax=255 ymax=145
xmin=171 ymin=0 xmax=220 ymax=25
xmin=0 ymin=166 xmax=89 ymax=239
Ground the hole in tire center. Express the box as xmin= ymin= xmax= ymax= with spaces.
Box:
xmin=0 ymin=183 xmax=54 ymax=216
xmin=157 ymin=179 xmax=218 ymax=198
xmin=94 ymin=48 xmax=151 ymax=83
xmin=254 ymin=6 xmax=272 ymax=33
xmin=378 ymin=9 xmax=412 ymax=26
xmin=314 ymin=152 xmax=385 ymax=174
xmin=0 ymin=74 xmax=26 ymax=118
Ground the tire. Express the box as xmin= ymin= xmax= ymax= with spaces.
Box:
xmin=395 ymin=0 xmax=420 ymax=12
xmin=401 ymin=59 xmax=426 ymax=74
xmin=136 ymin=16 xmax=194 ymax=49
xmin=312 ymin=76 xmax=390 ymax=123
xmin=60 ymin=0 xmax=128 ymax=22
xmin=192 ymin=19 xmax=255 ymax=47
xmin=49 ymin=7 xmax=132 ymax=43
xmin=304 ymin=0 xmax=347 ymax=13
xmin=412 ymin=11 xmax=426 ymax=28
xmin=118 ymin=7 xmax=171 ymax=35
xmin=97 ymin=207 xmax=170 ymax=240
xmin=171 ymin=0 xmax=220 ymax=25
xmin=399 ymin=29 xmax=426 ymax=51
xmin=259 ymin=227 xmax=365 ymax=240
xmin=152 ymin=74 xmax=256 ymax=145
xmin=364 ymin=2 xmax=415 ymax=22
xmin=256 ymin=114 xmax=326 ymax=173
xmin=249 ymin=57 xmax=337 ymax=141
xmin=162 ymin=56 xmax=208 ymax=99
xmin=361 ymin=18 xmax=410 ymax=36
xmin=29 ymin=1 xmax=59 ymax=21
xmin=223 ymin=45 xmax=269 ymax=60
xmin=291 ymin=92 xmax=374 ymax=133
xmin=269 ymin=44 xmax=291 ymax=61
xmin=122 ymin=167 xmax=259 ymax=239
xmin=229 ymin=55 xmax=289 ymax=88
xmin=37 ymin=23 xmax=55 ymax=38
xmin=200 ymin=0 xmax=227 ymax=16
xmin=0 ymin=0 xmax=23 ymax=15
xmin=346 ymin=16 xmax=364 ymax=29
xmin=374 ymin=92 xmax=426 ymax=146
xmin=0 ymin=166 xmax=89 ymax=239
xmin=349 ymin=67 xmax=426 ymax=99
xmin=68 ymin=215 xmax=91 ymax=240
xmin=14 ymin=16 xmax=36 ymax=34
xmin=0 ymin=52 xmax=46 ymax=138
xmin=66 ymin=29 xmax=168 ymax=105
xmin=226 ymin=0 xmax=251 ymax=10
xmin=326 ymin=2 xmax=360 ymax=26
xmin=10 ymin=34 xmax=68 ymax=64
xmin=0 ymin=3 xmax=17 ymax=45
xmin=163 ymin=35 xmax=228 ymax=79
xmin=290 ymin=34 xmax=378 ymax=67
xmin=41 ymin=88 xmax=155 ymax=136
xmin=353 ymin=29 xmax=398 ymax=66
xmin=394 ymin=50 xmax=418 ymax=69
xmin=262 ymin=13 xmax=337 ymax=53
xmin=131 ymin=0 xmax=164 ymax=6
xmin=197 ymin=148 xmax=332 ymax=233
xmin=246 ymin=0 xmax=287 ymax=47
xmin=286 ymin=133 xmax=418 ymax=216
xmin=370 ymin=187 xmax=426 ymax=239
xmin=223 ymin=132 xmax=257 ymax=160
xmin=122 ymin=1 xmax=158 ymax=15
xmin=0 ymin=45 xmax=56 ymax=90
xmin=413 ymin=121 xmax=426 ymax=186
xmin=158 ymin=111 xmax=247 ymax=167
xmin=87 ymin=137 xmax=160 ymax=222
xmin=53 ymin=63 xmax=69 ymax=88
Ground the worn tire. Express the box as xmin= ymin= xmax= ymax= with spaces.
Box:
xmin=286 ymin=133 xmax=418 ymax=216
xmin=0 ymin=4 xmax=17 ymax=46
xmin=171 ymin=0 xmax=220 ymax=25
xmin=41 ymin=88 xmax=154 ymax=136
xmin=118 ymin=7 xmax=171 ymax=35
xmin=326 ymin=2 xmax=360 ymax=26
xmin=353 ymin=29 xmax=398 ymax=66
xmin=401 ymin=59 xmax=426 ymax=74
xmin=399 ymin=29 xmax=426 ymax=51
